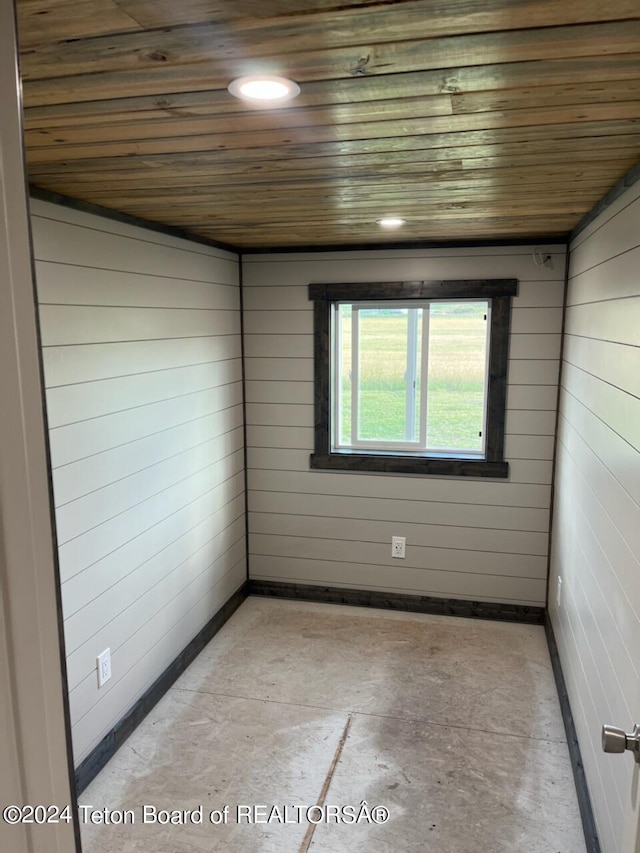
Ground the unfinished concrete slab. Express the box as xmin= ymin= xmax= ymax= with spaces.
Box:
xmin=80 ymin=596 xmax=585 ymax=852
xmin=177 ymin=597 xmax=566 ymax=742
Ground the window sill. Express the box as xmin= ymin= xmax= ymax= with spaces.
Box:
xmin=310 ymin=453 xmax=509 ymax=478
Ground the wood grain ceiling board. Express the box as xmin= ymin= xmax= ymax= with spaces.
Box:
xmin=16 ymin=0 xmax=640 ymax=249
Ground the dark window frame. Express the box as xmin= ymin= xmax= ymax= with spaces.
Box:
xmin=309 ymin=279 xmax=518 ymax=478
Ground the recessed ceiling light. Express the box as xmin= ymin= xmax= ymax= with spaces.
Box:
xmin=377 ymin=217 xmax=406 ymax=229
xmin=228 ymin=75 xmax=300 ymax=106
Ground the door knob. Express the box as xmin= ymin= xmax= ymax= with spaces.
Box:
xmin=602 ymin=723 xmax=640 ymax=764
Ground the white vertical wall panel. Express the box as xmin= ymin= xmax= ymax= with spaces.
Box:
xmin=549 ymin=180 xmax=640 ymax=853
xmin=243 ymin=246 xmax=565 ymax=606
xmin=31 ymin=200 xmax=244 ymax=766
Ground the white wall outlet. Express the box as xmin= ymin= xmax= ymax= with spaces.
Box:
xmin=97 ymin=648 xmax=111 ymax=688
xmin=556 ymin=576 xmax=563 ymax=608
xmin=391 ymin=536 xmax=406 ymax=559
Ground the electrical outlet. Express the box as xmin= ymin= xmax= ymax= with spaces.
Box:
xmin=391 ymin=536 xmax=406 ymax=559
xmin=97 ymin=648 xmax=111 ymax=688
xmin=556 ymin=576 xmax=563 ymax=608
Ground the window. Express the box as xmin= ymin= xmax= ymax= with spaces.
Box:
xmin=309 ymin=279 xmax=517 ymax=478
xmin=334 ymin=300 xmax=489 ymax=454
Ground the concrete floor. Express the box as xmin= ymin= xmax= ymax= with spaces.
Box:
xmin=80 ymin=597 xmax=586 ymax=852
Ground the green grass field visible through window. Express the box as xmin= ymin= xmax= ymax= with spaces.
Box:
xmin=338 ymin=303 xmax=487 ymax=451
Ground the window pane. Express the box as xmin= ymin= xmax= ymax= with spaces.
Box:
xmin=413 ymin=309 xmax=423 ymax=442
xmin=357 ymin=307 xmax=409 ymax=442
xmin=337 ymin=304 xmax=352 ymax=445
xmin=426 ymin=301 xmax=488 ymax=452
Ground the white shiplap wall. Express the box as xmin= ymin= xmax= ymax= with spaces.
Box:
xmin=549 ymin=180 xmax=640 ymax=853
xmin=243 ymin=246 xmax=566 ymax=606
xmin=31 ymin=199 xmax=246 ymax=765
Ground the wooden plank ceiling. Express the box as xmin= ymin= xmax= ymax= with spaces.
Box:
xmin=16 ymin=0 xmax=640 ymax=249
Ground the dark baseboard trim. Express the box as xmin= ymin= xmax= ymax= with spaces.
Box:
xmin=29 ymin=185 xmax=239 ymax=255
xmin=248 ymin=579 xmax=545 ymax=624
xmin=545 ymin=616 xmax=601 ymax=853
xmin=75 ymin=582 xmax=249 ymax=794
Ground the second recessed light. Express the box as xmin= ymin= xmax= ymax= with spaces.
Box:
xmin=377 ymin=217 xmax=407 ymax=229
